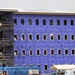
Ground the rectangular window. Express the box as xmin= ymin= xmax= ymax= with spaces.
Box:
xmin=71 ymin=35 xmax=74 ymax=40
xmin=21 ymin=19 xmax=24 ymax=25
xmin=50 ymin=34 xmax=54 ymax=40
xmin=64 ymin=35 xmax=67 ymax=40
xmin=43 ymin=19 xmax=46 ymax=25
xmin=29 ymin=34 xmax=32 ymax=40
xmin=36 ymin=35 xmax=39 ymax=40
xmin=14 ymin=19 xmax=17 ymax=25
xmin=28 ymin=19 xmax=32 ymax=25
xmin=44 ymin=65 xmax=47 ymax=70
xmin=50 ymin=20 xmax=53 ymax=25
xmin=22 ymin=50 xmax=25 ymax=55
xmin=14 ymin=35 xmax=17 ymax=40
xmin=71 ymin=20 xmax=74 ymax=25
xmin=21 ymin=35 xmax=25 ymax=40
xmin=58 ymin=50 xmax=61 ymax=55
xmin=51 ymin=49 xmax=54 ymax=55
xmin=43 ymin=34 xmax=46 ymax=40
xmin=37 ymin=64 xmax=40 ymax=67
xmin=44 ymin=50 xmax=47 ymax=55
xmin=57 ymin=20 xmax=60 ymax=25
xmin=72 ymin=49 xmax=75 ymax=55
xmin=57 ymin=35 xmax=60 ymax=40
xmin=14 ymin=50 xmax=18 ymax=56
xmin=64 ymin=20 xmax=67 ymax=25
xmin=29 ymin=50 xmax=33 ymax=55
xmin=36 ymin=19 xmax=39 ymax=25
xmin=65 ymin=49 xmax=68 ymax=55
xmin=37 ymin=50 xmax=40 ymax=55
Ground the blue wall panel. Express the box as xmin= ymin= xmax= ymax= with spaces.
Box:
xmin=13 ymin=14 xmax=75 ymax=73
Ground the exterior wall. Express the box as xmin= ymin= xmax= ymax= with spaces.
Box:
xmin=13 ymin=14 xmax=75 ymax=73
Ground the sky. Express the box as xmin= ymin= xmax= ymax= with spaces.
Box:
xmin=0 ymin=0 xmax=75 ymax=12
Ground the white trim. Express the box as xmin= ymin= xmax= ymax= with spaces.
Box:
xmin=43 ymin=34 xmax=47 ymax=41
xmin=28 ymin=34 xmax=32 ymax=41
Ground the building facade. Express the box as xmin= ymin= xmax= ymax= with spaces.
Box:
xmin=13 ymin=12 xmax=75 ymax=73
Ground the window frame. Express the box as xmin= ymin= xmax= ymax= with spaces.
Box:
xmin=57 ymin=20 xmax=60 ymax=25
xmin=37 ymin=64 xmax=40 ymax=67
xmin=57 ymin=34 xmax=61 ymax=40
xmin=14 ymin=49 xmax=18 ymax=56
xmin=64 ymin=49 xmax=68 ymax=55
xmin=43 ymin=34 xmax=47 ymax=41
xmin=36 ymin=19 xmax=39 ymax=25
xmin=28 ymin=19 xmax=32 ymax=25
xmin=43 ymin=19 xmax=46 ymax=25
xmin=36 ymin=34 xmax=40 ymax=41
xmin=64 ymin=34 xmax=68 ymax=40
xmin=21 ymin=19 xmax=24 ymax=25
xmin=14 ymin=19 xmax=17 ymax=25
xmin=29 ymin=49 xmax=33 ymax=56
xmin=50 ymin=49 xmax=54 ymax=55
xmin=50 ymin=34 xmax=54 ymax=40
xmin=64 ymin=20 xmax=67 ymax=25
xmin=50 ymin=20 xmax=53 ymax=25
xmin=44 ymin=64 xmax=48 ymax=70
xmin=43 ymin=49 xmax=47 ymax=56
xmin=71 ymin=49 xmax=75 ymax=55
xmin=57 ymin=49 xmax=61 ymax=55
xmin=36 ymin=49 xmax=40 ymax=56
xmin=22 ymin=49 xmax=26 ymax=56
xmin=28 ymin=34 xmax=32 ymax=41
xmin=21 ymin=34 xmax=25 ymax=41
xmin=14 ymin=34 xmax=18 ymax=41
xmin=71 ymin=34 xmax=74 ymax=41
xmin=70 ymin=20 xmax=74 ymax=26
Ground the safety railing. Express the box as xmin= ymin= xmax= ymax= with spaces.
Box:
xmin=0 ymin=22 xmax=13 ymax=31
xmin=0 ymin=39 xmax=13 ymax=46
xmin=0 ymin=55 xmax=13 ymax=60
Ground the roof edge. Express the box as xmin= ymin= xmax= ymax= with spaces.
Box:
xmin=14 ymin=11 xmax=75 ymax=15
xmin=0 ymin=8 xmax=18 ymax=12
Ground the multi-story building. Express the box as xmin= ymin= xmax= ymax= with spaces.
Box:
xmin=13 ymin=12 xmax=75 ymax=73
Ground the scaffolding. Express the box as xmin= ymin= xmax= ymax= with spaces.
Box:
xmin=0 ymin=12 xmax=14 ymax=66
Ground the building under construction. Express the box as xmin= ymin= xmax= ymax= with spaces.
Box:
xmin=0 ymin=9 xmax=17 ymax=66
xmin=0 ymin=9 xmax=75 ymax=74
